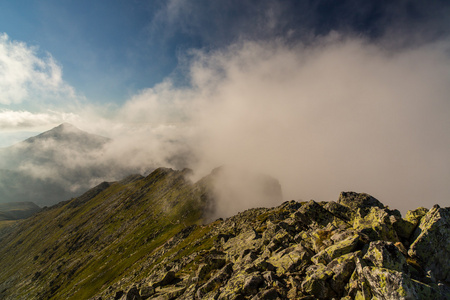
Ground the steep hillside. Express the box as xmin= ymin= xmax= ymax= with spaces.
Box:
xmin=0 ymin=168 xmax=212 ymax=299
xmin=0 ymin=168 xmax=448 ymax=300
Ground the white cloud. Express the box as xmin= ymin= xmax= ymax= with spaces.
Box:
xmin=0 ymin=109 xmax=79 ymax=130
xmin=111 ymin=35 xmax=450 ymax=213
xmin=0 ymin=33 xmax=76 ymax=105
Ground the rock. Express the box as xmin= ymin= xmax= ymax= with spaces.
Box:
xmin=363 ymin=241 xmax=408 ymax=273
xmin=293 ymin=200 xmax=336 ymax=227
xmin=323 ymin=201 xmax=352 ymax=223
xmin=196 ymin=255 xmax=226 ymax=280
xmin=139 ymin=286 xmax=155 ymax=299
xmin=114 ymin=290 xmax=124 ymax=299
xmin=123 ymin=286 xmax=141 ymax=300
xmin=338 ymin=192 xmax=385 ymax=217
xmin=301 ymin=263 xmax=336 ymax=299
xmin=408 ymin=205 xmax=450 ymax=283
xmin=196 ymin=263 xmax=234 ymax=297
xmin=267 ymin=243 xmax=313 ymax=275
xmin=223 ymin=229 xmax=263 ymax=261
xmin=311 ymin=234 xmax=359 ymax=264
xmin=362 ymin=266 xmax=416 ymax=300
xmin=217 ymin=270 xmax=247 ymax=299
xmin=153 ymin=286 xmax=186 ymax=299
xmin=152 ymin=271 xmax=176 ymax=288
xmin=251 ymin=288 xmax=280 ymax=300
xmin=352 ymin=206 xmax=399 ymax=242
xmin=405 ymin=207 xmax=429 ymax=225
xmin=327 ymin=251 xmax=359 ymax=296
xmin=242 ymin=273 xmax=264 ymax=296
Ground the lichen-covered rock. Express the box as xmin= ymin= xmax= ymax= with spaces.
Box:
xmin=405 ymin=207 xmax=429 ymax=226
xmin=361 ymin=266 xmax=415 ymax=300
xmin=223 ymin=229 xmax=263 ymax=261
xmin=242 ymin=273 xmax=264 ymax=296
xmin=311 ymin=234 xmax=359 ymax=264
xmin=196 ymin=263 xmax=234 ymax=297
xmin=352 ymin=206 xmax=399 ymax=242
xmin=338 ymin=192 xmax=385 ymax=217
xmin=151 ymin=271 xmax=176 ymax=288
xmin=323 ymin=201 xmax=352 ymax=223
xmin=292 ymin=200 xmax=336 ymax=227
xmin=121 ymin=286 xmax=141 ymax=300
xmin=408 ymin=205 xmax=450 ymax=283
xmin=363 ymin=241 xmax=408 ymax=273
xmin=267 ymin=243 xmax=313 ymax=275
xmin=301 ymin=263 xmax=336 ymax=299
xmin=139 ymin=286 xmax=154 ymax=299
xmin=392 ymin=207 xmax=429 ymax=241
xmin=327 ymin=251 xmax=360 ymax=296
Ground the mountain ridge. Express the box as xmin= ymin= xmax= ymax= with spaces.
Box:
xmin=0 ymin=167 xmax=448 ymax=299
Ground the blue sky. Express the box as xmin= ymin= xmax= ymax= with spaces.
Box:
xmin=1 ymin=0 xmax=450 ymax=210
xmin=1 ymin=0 xmax=448 ymax=111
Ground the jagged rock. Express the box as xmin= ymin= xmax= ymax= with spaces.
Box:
xmin=267 ymin=243 xmax=313 ymax=275
xmin=323 ymin=201 xmax=352 ymax=223
xmin=196 ymin=263 xmax=234 ymax=298
xmin=406 ymin=207 xmax=429 ymax=226
xmin=301 ymin=263 xmax=336 ymax=299
xmin=242 ymin=273 xmax=264 ymax=295
xmin=217 ymin=270 xmax=247 ymax=299
xmin=151 ymin=271 xmax=176 ymax=288
xmin=327 ymin=251 xmax=360 ymax=296
xmin=338 ymin=192 xmax=385 ymax=217
xmin=153 ymin=286 xmax=186 ymax=299
xmin=292 ymin=200 xmax=336 ymax=227
xmin=311 ymin=233 xmax=359 ymax=264
xmin=408 ymin=205 xmax=450 ymax=283
xmin=363 ymin=241 xmax=408 ymax=273
xmin=362 ymin=266 xmax=416 ymax=300
xmin=352 ymin=206 xmax=399 ymax=242
xmin=196 ymin=255 xmax=226 ymax=280
xmin=139 ymin=286 xmax=155 ymax=299
xmin=121 ymin=286 xmax=141 ymax=300
xmin=251 ymin=288 xmax=280 ymax=300
xmin=223 ymin=229 xmax=263 ymax=261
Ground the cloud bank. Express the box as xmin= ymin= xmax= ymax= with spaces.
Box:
xmin=103 ymin=35 xmax=450 ymax=214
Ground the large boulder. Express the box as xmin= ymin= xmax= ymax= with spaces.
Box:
xmin=338 ymin=192 xmax=385 ymax=217
xmin=363 ymin=241 xmax=408 ymax=273
xmin=408 ymin=205 xmax=450 ymax=283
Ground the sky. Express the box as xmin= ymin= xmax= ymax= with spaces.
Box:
xmin=1 ymin=0 xmax=450 ymax=212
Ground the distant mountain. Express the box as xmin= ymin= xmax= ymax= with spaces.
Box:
xmin=0 ymin=168 xmax=448 ymax=299
xmin=0 ymin=123 xmax=117 ymax=206
xmin=0 ymin=201 xmax=41 ymax=221
xmin=0 ymin=123 xmax=110 ymax=170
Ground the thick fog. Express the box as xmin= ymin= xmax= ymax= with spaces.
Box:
xmin=75 ymin=35 xmax=450 ymax=215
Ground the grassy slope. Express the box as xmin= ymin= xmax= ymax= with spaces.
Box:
xmin=0 ymin=168 xmax=209 ymax=300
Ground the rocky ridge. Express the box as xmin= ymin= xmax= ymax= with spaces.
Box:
xmin=0 ymin=167 xmax=448 ymax=300
xmin=96 ymin=192 xmax=450 ymax=300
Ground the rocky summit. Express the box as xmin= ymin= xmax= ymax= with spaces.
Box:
xmin=0 ymin=168 xmax=449 ymax=300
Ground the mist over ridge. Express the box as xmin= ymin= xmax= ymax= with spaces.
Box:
xmin=72 ymin=35 xmax=450 ymax=214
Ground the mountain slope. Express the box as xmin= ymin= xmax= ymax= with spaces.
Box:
xmin=0 ymin=167 xmax=212 ymax=299
xmin=0 ymin=168 xmax=448 ymax=300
